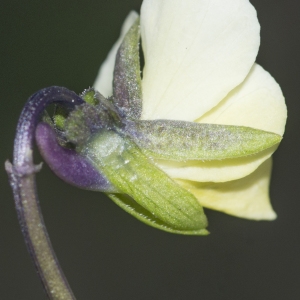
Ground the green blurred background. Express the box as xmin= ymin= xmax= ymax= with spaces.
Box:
xmin=1 ymin=0 xmax=299 ymax=299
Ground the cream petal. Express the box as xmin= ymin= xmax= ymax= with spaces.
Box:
xmin=157 ymin=145 xmax=277 ymax=182
xmin=140 ymin=0 xmax=260 ymax=121
xmin=93 ymin=11 xmax=139 ymax=97
xmin=197 ymin=64 xmax=287 ymax=135
xmin=176 ymin=158 xmax=276 ymax=220
xmin=157 ymin=64 xmax=287 ymax=182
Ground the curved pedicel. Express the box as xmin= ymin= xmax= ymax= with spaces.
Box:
xmin=13 ymin=87 xmax=84 ymax=167
xmin=36 ymin=122 xmax=117 ymax=192
xmin=5 ymin=86 xmax=85 ymax=300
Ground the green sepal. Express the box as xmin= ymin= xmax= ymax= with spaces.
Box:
xmin=113 ymin=18 xmax=142 ymax=119
xmin=53 ymin=105 xmax=68 ymax=130
xmin=129 ymin=120 xmax=282 ymax=161
xmin=82 ymin=130 xmax=208 ymax=234
xmin=52 ymin=88 xmax=100 ymax=132
xmin=108 ymin=193 xmax=209 ymax=235
xmin=81 ymin=88 xmax=100 ymax=106
xmin=64 ymin=108 xmax=89 ymax=148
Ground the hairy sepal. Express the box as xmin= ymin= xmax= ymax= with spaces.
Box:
xmin=82 ymin=130 xmax=208 ymax=234
xmin=113 ymin=18 xmax=143 ymax=119
xmin=127 ymin=120 xmax=282 ymax=161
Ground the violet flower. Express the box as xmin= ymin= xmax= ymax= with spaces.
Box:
xmin=6 ymin=0 xmax=286 ymax=299
xmin=95 ymin=0 xmax=287 ymax=220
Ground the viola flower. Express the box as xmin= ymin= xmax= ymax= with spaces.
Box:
xmin=94 ymin=0 xmax=287 ymax=221
xmin=6 ymin=0 xmax=287 ymax=298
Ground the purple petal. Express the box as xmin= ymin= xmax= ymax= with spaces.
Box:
xmin=36 ymin=122 xmax=117 ymax=192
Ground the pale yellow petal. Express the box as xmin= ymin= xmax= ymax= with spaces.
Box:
xmin=140 ymin=0 xmax=260 ymax=121
xmin=93 ymin=11 xmax=139 ymax=97
xmin=176 ymin=158 xmax=276 ymax=220
xmin=197 ymin=64 xmax=287 ymax=135
xmin=157 ymin=146 xmax=277 ymax=182
xmin=157 ymin=64 xmax=286 ymax=182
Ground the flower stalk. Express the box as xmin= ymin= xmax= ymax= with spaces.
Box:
xmin=5 ymin=87 xmax=83 ymax=300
